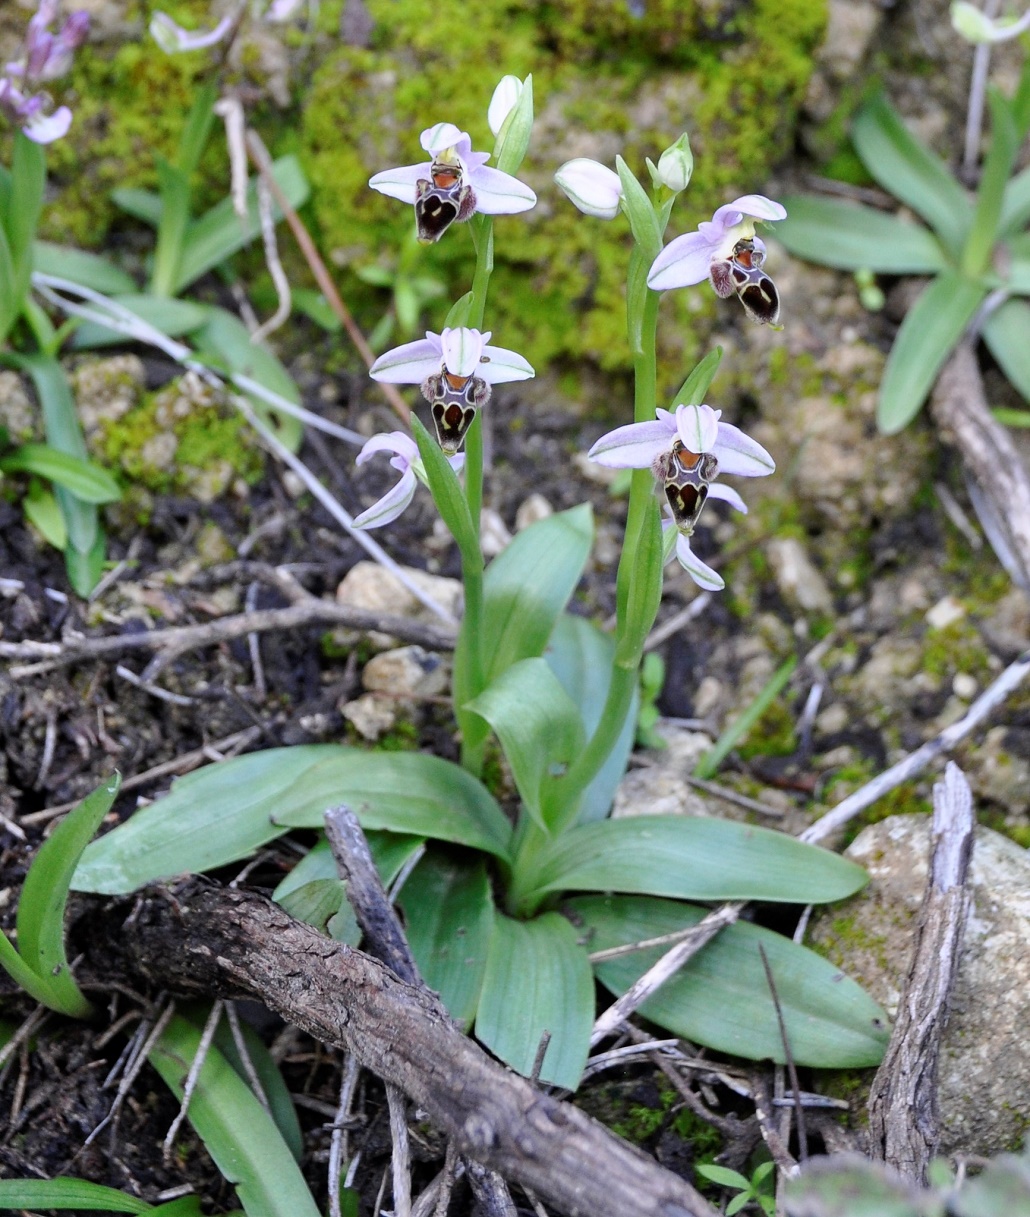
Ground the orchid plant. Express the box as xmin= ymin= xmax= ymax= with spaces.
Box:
xmin=71 ymin=76 xmax=890 ymax=1090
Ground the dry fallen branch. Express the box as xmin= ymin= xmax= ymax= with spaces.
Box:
xmin=80 ymin=880 xmax=718 ymax=1217
xmin=867 ymin=762 xmax=975 ymax=1184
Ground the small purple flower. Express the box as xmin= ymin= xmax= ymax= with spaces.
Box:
xmin=353 ymin=431 xmax=465 ymax=530
xmin=589 ymin=402 xmax=773 ymax=591
xmin=647 ymin=195 xmax=786 ymax=324
xmin=0 ymin=0 xmax=87 ymax=143
xmin=370 ymin=327 xmax=534 ymax=453
xmin=369 ymin=123 xmax=536 ymax=244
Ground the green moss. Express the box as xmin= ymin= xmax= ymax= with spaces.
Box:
xmin=591 ymin=1076 xmax=723 ymax=1161
xmin=376 ymin=720 xmax=421 ymax=750
xmin=822 ymin=912 xmax=891 ymax=975
xmin=921 ymin=621 xmax=991 ymax=683
xmin=738 ymin=699 xmax=798 ymax=761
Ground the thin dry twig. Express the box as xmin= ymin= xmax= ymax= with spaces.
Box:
xmin=800 ymin=646 xmax=1030 ymax=845
xmin=868 ymin=762 xmax=975 ymax=1184
xmin=85 ymin=1000 xmax=177 ymax=1148
xmin=163 ymin=1000 xmax=224 ymax=1163
xmin=388 ymin=1085 xmax=413 ymax=1217
xmin=758 ymin=945 xmax=807 ymax=1163
xmin=328 ymin=1052 xmax=361 ymax=1217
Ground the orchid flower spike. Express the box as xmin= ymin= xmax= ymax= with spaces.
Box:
xmin=353 ymin=431 xmax=464 ymax=530
xmin=370 ymin=327 xmax=534 ymax=454
xmin=588 ymin=402 xmax=774 ymax=591
xmin=369 ymin=123 xmax=537 ymax=244
xmin=0 ymin=0 xmax=87 ymax=142
xmin=648 ymin=195 xmax=787 ymax=324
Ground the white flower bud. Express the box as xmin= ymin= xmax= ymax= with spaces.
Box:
xmin=950 ymin=0 xmax=1030 ymax=42
xmin=488 ymin=75 xmax=524 ymax=136
xmin=656 ymin=133 xmax=693 ymax=193
xmin=554 ymin=158 xmax=623 ymax=220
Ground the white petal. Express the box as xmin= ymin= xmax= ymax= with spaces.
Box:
xmin=369 ymin=337 xmax=443 ymax=384
xmin=713 ymin=194 xmax=787 ymax=227
xmin=440 ymin=328 xmax=486 ymax=378
xmin=468 ymin=165 xmax=536 ymax=214
xmin=706 ymin=482 xmax=747 ymax=514
xmin=488 ymin=75 xmax=523 ymax=136
xmin=420 ymin=123 xmax=466 ymax=154
xmin=356 ymin=430 xmax=418 ymax=467
xmin=588 ymin=418 xmax=677 ymax=468
xmin=353 ymin=468 xmax=418 ymax=529
xmin=712 ymin=421 xmax=776 ymax=477
xmin=647 ymin=230 xmax=718 ymax=290
xmin=368 ymin=162 xmax=432 ymax=204
xmin=22 ymin=103 xmax=71 ymax=143
xmin=676 ymin=535 xmax=725 ymax=590
xmin=675 ymin=404 xmax=720 ymax=454
xmin=479 ymin=343 xmax=534 ymax=384
xmin=149 ymin=11 xmax=234 ymax=51
xmin=554 ymin=158 xmax=622 ymax=219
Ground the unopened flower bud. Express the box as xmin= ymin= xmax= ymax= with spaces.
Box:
xmin=656 ymin=133 xmax=693 ymax=193
xmin=488 ymin=75 xmax=523 ymax=137
xmin=554 ymin=158 xmax=623 ymax=220
xmin=950 ymin=0 xmax=1030 ymax=41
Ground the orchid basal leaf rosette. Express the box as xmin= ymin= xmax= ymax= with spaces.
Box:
xmin=589 ymin=403 xmax=775 ymax=591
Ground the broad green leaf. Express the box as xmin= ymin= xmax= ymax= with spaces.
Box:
xmin=669 ymin=347 xmax=724 ymax=410
xmin=773 ymin=196 xmax=948 ymax=273
xmin=545 ymin=614 xmax=637 ymax=823
xmin=15 ymin=773 xmax=121 ymax=1017
xmin=962 ymin=89 xmax=1019 ymax=277
xmin=73 ymin=746 xmax=511 ymax=895
xmin=291 ymin=288 xmax=342 ymax=332
xmin=149 ymin=1015 xmax=322 ymax=1217
xmin=70 ymin=294 xmax=209 ymax=349
xmin=467 ymin=658 xmax=585 ymax=830
xmin=616 ymin=156 xmax=662 ymax=261
xmin=22 ymin=483 xmax=66 ymax=549
xmin=111 ymin=187 xmax=163 ymax=226
xmin=877 ymin=273 xmax=986 ymax=434
xmin=852 ymin=93 xmax=971 ymax=255
xmin=0 ymin=445 xmax=121 ymax=503
xmin=33 ymin=241 xmax=137 ymax=294
xmin=64 ymin=528 xmax=107 ymax=598
xmin=475 ymin=912 xmax=593 ymax=1090
xmin=785 ymin=1157 xmax=943 ymax=1217
xmin=521 ymin=815 xmax=868 ymax=906
xmin=1009 ymin=260 xmax=1030 ymax=295
xmin=212 ymin=1013 xmax=304 ymax=1163
xmin=571 ymin=894 xmax=890 ymax=1068
xmin=0 ymin=1180 xmax=153 ymax=1212
xmin=271 ymin=832 xmax=425 ymax=901
xmin=694 ymin=656 xmax=797 ymax=780
xmin=983 ymin=298 xmax=1030 ymax=401
xmin=192 ymin=307 xmax=302 ymax=449
xmin=1000 ymin=164 xmax=1030 ymax=235
xmin=399 ymin=852 xmax=494 ymax=1029
xmin=275 ymin=878 xmax=347 ymax=936
xmin=175 ymin=155 xmax=310 ymax=293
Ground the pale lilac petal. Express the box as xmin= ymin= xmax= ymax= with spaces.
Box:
xmin=22 ymin=103 xmax=70 ymax=143
xmin=440 ymin=328 xmax=486 ymax=378
xmin=727 ymin=193 xmax=787 ymax=222
xmin=467 ymin=164 xmax=536 ymax=214
xmin=464 ymin=150 xmax=491 ymax=172
xmin=368 ymin=162 xmax=432 ymax=205
xmin=712 ymin=421 xmax=776 ymax=477
xmin=420 ymin=123 xmax=467 ymax=154
xmin=150 ymin=11 xmax=235 ymax=52
xmin=353 ymin=467 xmax=418 ymax=530
xmin=675 ymin=404 xmax=720 ymax=454
xmin=676 ymin=534 xmax=724 ymax=591
xmin=706 ymin=483 xmax=747 ymax=514
xmin=266 ymin=0 xmax=304 ymax=21
xmin=447 ymin=453 xmax=466 ymax=474
xmin=647 ymin=231 xmax=719 ymax=290
xmin=355 ymin=431 xmax=418 ymax=467
xmin=369 ymin=337 xmax=443 ymax=384
xmin=588 ymin=419 xmax=679 ymax=468
xmin=479 ymin=343 xmax=534 ymax=384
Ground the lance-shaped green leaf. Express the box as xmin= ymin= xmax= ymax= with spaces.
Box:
xmin=70 ymin=295 xmax=209 ymax=349
xmin=669 ymin=347 xmax=723 ymax=410
xmin=8 ymin=134 xmax=45 ymax=308
xmin=545 ymin=614 xmax=637 ymax=823
xmin=0 ymin=1180 xmax=154 ymax=1212
xmin=773 ymin=196 xmax=948 ymax=273
xmin=0 ymin=222 xmax=19 ymax=343
xmin=33 ymin=242 xmax=137 ymax=294
xmin=962 ymin=89 xmax=1019 ymax=277
xmin=1000 ymin=164 xmax=1030 ymax=235
xmin=149 ymin=1016 xmax=322 ymax=1217
xmin=614 ymin=493 xmax=664 ymax=667
xmin=0 ymin=446 xmax=121 ymax=503
xmin=616 ymin=156 xmax=662 ymax=261
xmin=73 ymin=746 xmax=511 ymax=895
xmin=518 ymin=815 xmax=868 ymax=906
xmin=571 ymin=894 xmax=890 ymax=1068
xmin=475 ymin=911 xmax=593 ymax=1090
xmin=410 ymin=413 xmax=479 ymax=566
xmin=399 ymin=852 xmax=495 ymax=1029
xmin=877 ymin=272 xmax=986 ymax=434
xmin=852 ymin=93 xmax=971 ymax=256
xmin=273 ymin=832 xmax=425 ymax=901
xmin=467 ymin=658 xmax=586 ymax=830
xmin=110 ymin=187 xmax=163 ymax=226
xmin=984 ymin=298 xmax=1030 ymax=401
xmin=151 ymin=156 xmax=191 ymax=297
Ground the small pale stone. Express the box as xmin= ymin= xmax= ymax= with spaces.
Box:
xmin=767 ymin=537 xmax=834 ymax=613
xmin=334 ymin=561 xmax=462 ymax=649
xmin=282 ymin=471 xmax=306 ymax=498
xmin=925 ymin=595 xmax=966 ymax=630
xmin=952 ymin=672 xmax=978 ymax=700
xmin=0 ymin=371 xmax=36 ymax=442
xmin=816 ymin=702 xmax=849 ymax=735
xmin=612 ymin=724 xmax=713 ymax=820
xmin=362 ymin=646 xmax=448 ymax=698
xmin=693 ymin=676 xmax=723 ymax=719
xmin=515 ymin=493 xmax=554 ymax=531
xmin=341 ymin=693 xmax=397 ymax=741
xmin=73 ymin=355 xmax=146 ymax=436
xmin=139 ymin=431 xmax=179 ymax=472
xmin=480 ymin=508 xmax=512 ymax=558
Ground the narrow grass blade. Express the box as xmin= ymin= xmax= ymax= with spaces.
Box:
xmin=694 ymin=655 xmax=797 ymax=779
xmin=0 ymin=1179 xmax=153 ymax=1212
